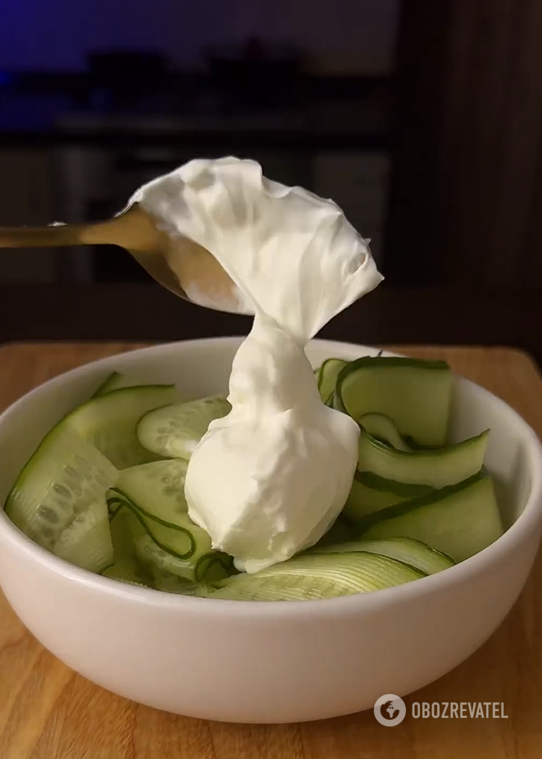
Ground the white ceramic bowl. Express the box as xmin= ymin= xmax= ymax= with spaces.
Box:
xmin=0 ymin=338 xmax=541 ymax=724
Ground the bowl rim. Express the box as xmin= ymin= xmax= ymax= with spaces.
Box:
xmin=0 ymin=336 xmax=541 ymax=620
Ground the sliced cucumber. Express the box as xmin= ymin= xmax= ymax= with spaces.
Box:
xmin=137 ymin=395 xmax=231 ymax=460
xmin=311 ymin=537 xmax=455 ymax=574
xmin=345 ymin=476 xmax=414 ymax=521
xmin=317 ymin=358 xmax=347 ymax=405
xmin=103 ymin=507 xmax=153 ymax=586
xmin=103 ymin=559 xmax=152 ymax=586
xmin=53 ymin=496 xmax=114 ymax=572
xmin=105 ymin=505 xmax=228 ymax=591
xmin=133 ymin=531 xmax=234 ymax=583
xmin=335 ymin=357 xmax=452 ymax=447
xmin=5 ymin=425 xmax=117 ymax=550
xmin=113 ymin=459 xmax=202 ymax=562
xmin=357 ymin=471 xmax=433 ymax=497
xmin=359 ymin=473 xmax=503 ymax=562
xmin=152 ymin=573 xmax=212 ymax=597
xmin=108 ymin=486 xmax=234 ymax=582
xmin=210 ymin=552 xmax=425 ymax=601
xmin=194 ymin=551 xmax=237 ymax=584
xmin=93 ymin=371 xmax=146 ymax=397
xmin=108 ymin=492 xmax=195 ymax=560
xmin=313 ymin=514 xmax=357 ymax=548
xmin=65 ymin=385 xmax=180 ymax=468
xmin=357 ymin=430 xmax=488 ymax=488
xmin=359 ymin=413 xmax=411 ymax=451
xmin=116 ymin=459 xmax=189 ymax=526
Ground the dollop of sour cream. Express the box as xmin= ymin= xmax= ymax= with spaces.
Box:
xmin=132 ymin=157 xmax=383 ymax=573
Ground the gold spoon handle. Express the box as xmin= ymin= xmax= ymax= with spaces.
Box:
xmin=0 ymin=224 xmax=92 ymax=248
xmin=0 ymin=203 xmax=244 ymax=312
xmin=0 ymin=205 xmax=161 ymax=251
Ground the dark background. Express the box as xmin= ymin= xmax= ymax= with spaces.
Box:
xmin=1 ymin=0 xmax=542 ymax=359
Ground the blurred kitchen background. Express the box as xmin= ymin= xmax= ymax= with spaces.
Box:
xmin=1 ymin=0 xmax=542 ymax=291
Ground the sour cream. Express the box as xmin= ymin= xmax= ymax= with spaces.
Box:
xmin=132 ymin=157 xmax=383 ymax=572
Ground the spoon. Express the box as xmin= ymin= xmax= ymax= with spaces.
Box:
xmin=0 ymin=203 xmax=246 ymax=314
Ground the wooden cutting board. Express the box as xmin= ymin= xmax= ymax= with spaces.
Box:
xmin=1 ymin=342 xmax=542 ymax=759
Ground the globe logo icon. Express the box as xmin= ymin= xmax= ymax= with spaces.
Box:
xmin=373 ymin=694 xmax=407 ymax=726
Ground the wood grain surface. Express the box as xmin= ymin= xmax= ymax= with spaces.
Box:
xmin=1 ymin=342 xmax=542 ymax=759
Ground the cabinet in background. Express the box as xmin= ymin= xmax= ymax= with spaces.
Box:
xmin=313 ymin=151 xmax=390 ymax=263
xmin=0 ymin=149 xmax=58 ymax=282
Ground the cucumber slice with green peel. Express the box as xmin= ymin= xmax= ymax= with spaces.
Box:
xmin=5 ymin=426 xmax=117 ymax=550
xmin=108 ymin=490 xmax=234 ymax=582
xmin=137 ymin=395 xmax=231 ymax=460
xmin=317 ymin=358 xmax=347 ymax=405
xmin=114 ymin=516 xmax=214 ymax=593
xmin=105 ymin=506 xmax=224 ymax=591
xmin=345 ymin=476 xmax=413 ymax=521
xmin=250 ymin=551 xmax=426 ymax=582
xmin=335 ymin=357 xmax=452 ymax=447
xmin=210 ymin=575 xmax=329 ymax=601
xmin=313 ymin=514 xmax=357 ymax=548
xmin=359 ymin=473 xmax=504 ymax=562
xmin=102 ymin=508 xmax=153 ymax=586
xmin=112 ymin=459 xmax=206 ymax=562
xmin=133 ymin=531 xmax=234 ymax=583
xmin=108 ymin=507 xmax=135 ymax=557
xmin=152 ymin=573 xmax=212 ymax=596
xmin=108 ymin=492 xmax=197 ymax=559
xmin=357 ymin=429 xmax=489 ymax=488
xmin=65 ymin=385 xmax=180 ymax=469
xmin=311 ymin=537 xmax=455 ymax=574
xmin=53 ymin=497 xmax=114 ymax=573
xmin=195 ymin=552 xmax=237 ymax=583
xmin=116 ymin=459 xmax=189 ymax=527
xmin=211 ymin=552 xmax=425 ymax=601
xmin=355 ymin=471 xmax=434 ymax=497
xmin=93 ymin=371 xmax=148 ymax=398
xmin=103 ymin=504 xmax=188 ymax=588
xmin=103 ymin=559 xmax=152 ymax=586
xmin=359 ymin=413 xmax=411 ymax=451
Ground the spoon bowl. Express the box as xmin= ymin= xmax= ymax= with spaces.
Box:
xmin=0 ymin=203 xmax=245 ymax=314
